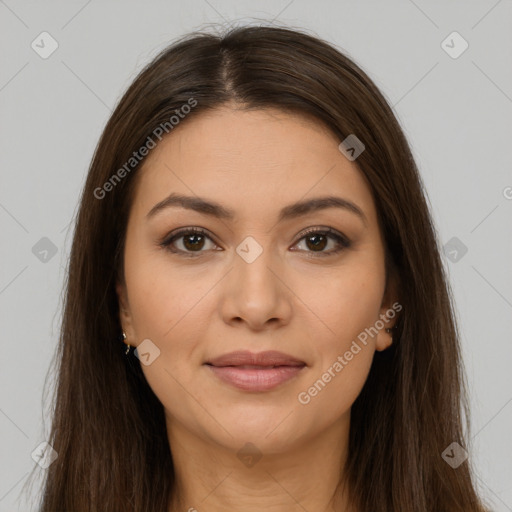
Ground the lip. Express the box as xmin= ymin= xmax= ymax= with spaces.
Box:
xmin=204 ymin=350 xmax=307 ymax=392
xmin=205 ymin=350 xmax=306 ymax=367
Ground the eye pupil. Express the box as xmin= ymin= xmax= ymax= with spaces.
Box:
xmin=306 ymin=234 xmax=327 ymax=251
xmin=183 ymin=234 xmax=205 ymax=251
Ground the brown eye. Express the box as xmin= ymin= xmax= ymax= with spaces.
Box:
xmin=292 ymin=227 xmax=351 ymax=257
xmin=161 ymin=228 xmax=218 ymax=255
xmin=304 ymin=233 xmax=328 ymax=251
xmin=182 ymin=233 xmax=206 ymax=251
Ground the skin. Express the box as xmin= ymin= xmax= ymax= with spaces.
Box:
xmin=117 ymin=105 xmax=399 ymax=512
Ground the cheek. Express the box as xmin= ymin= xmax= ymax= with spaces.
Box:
xmin=301 ymin=258 xmax=385 ymax=345
xmin=124 ymin=245 xmax=210 ymax=339
xmin=124 ymin=255 xmax=212 ymax=428
xmin=296 ymin=286 xmax=380 ymax=423
xmin=296 ymin=342 xmax=374 ymax=433
xmin=326 ymin=279 xmax=384 ymax=345
xmin=294 ymin=262 xmax=383 ymax=415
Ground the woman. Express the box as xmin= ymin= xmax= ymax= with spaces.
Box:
xmin=30 ymin=24 xmax=492 ymax=511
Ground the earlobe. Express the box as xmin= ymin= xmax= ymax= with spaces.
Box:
xmin=375 ymin=296 xmax=401 ymax=351
xmin=375 ymin=324 xmax=395 ymax=352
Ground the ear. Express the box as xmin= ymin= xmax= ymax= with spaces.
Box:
xmin=375 ymin=271 xmax=401 ymax=352
xmin=116 ymin=280 xmax=136 ymax=345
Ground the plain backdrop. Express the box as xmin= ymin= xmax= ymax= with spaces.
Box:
xmin=0 ymin=1 xmax=511 ymax=510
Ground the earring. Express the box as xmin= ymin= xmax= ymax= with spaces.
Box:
xmin=122 ymin=332 xmax=131 ymax=355
xmin=385 ymin=325 xmax=397 ymax=342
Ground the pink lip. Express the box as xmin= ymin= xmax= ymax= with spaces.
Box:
xmin=205 ymin=350 xmax=306 ymax=367
xmin=206 ymin=365 xmax=305 ymax=392
xmin=204 ymin=350 xmax=307 ymax=392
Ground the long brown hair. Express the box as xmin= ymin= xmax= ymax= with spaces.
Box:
xmin=26 ymin=24 xmax=492 ymax=511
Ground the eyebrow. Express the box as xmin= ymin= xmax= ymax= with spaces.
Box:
xmin=146 ymin=192 xmax=367 ymax=226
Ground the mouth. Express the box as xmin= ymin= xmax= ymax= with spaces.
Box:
xmin=204 ymin=350 xmax=306 ymax=368
xmin=203 ymin=351 xmax=307 ymax=392
xmin=206 ymin=364 xmax=302 ymax=369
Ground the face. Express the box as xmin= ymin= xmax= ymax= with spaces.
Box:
xmin=117 ymin=106 xmax=398 ymax=455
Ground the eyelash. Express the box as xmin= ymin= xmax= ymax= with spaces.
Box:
xmin=159 ymin=226 xmax=351 ymax=258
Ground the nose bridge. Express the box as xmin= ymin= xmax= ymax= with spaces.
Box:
xmin=222 ymin=232 xmax=291 ymax=327
xmin=233 ymin=233 xmax=279 ymax=293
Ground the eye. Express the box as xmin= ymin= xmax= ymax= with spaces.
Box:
xmin=160 ymin=227 xmax=218 ymax=257
xmin=291 ymin=226 xmax=351 ymax=257
xmin=160 ymin=226 xmax=351 ymax=257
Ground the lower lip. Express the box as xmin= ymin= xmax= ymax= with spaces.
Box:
xmin=205 ymin=364 xmax=305 ymax=392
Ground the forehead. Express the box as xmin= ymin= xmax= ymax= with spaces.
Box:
xmin=130 ymin=107 xmax=377 ymax=226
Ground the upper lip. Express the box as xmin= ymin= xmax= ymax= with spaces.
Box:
xmin=205 ymin=350 xmax=306 ymax=367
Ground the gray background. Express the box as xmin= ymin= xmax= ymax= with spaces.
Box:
xmin=1 ymin=1 xmax=511 ymax=510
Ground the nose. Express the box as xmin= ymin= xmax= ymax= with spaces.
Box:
xmin=219 ymin=240 xmax=293 ymax=331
